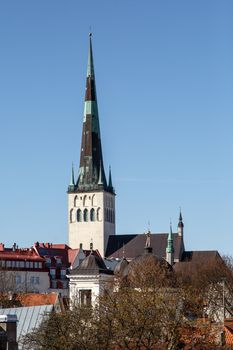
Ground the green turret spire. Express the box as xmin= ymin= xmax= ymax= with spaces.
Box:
xmin=75 ymin=33 xmax=107 ymax=192
xmin=68 ymin=163 xmax=75 ymax=191
xmin=166 ymin=222 xmax=174 ymax=254
xmin=108 ymin=166 xmax=114 ymax=193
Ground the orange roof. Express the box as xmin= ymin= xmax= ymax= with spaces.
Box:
xmin=16 ymin=293 xmax=58 ymax=306
xmin=68 ymin=248 xmax=80 ymax=265
xmin=0 ymin=249 xmax=44 ymax=261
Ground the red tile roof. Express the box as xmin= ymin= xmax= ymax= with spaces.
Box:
xmin=0 ymin=248 xmax=44 ymax=261
xmin=16 ymin=293 xmax=59 ymax=306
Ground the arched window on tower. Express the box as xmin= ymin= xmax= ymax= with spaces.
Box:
xmin=90 ymin=208 xmax=95 ymax=222
xmin=77 ymin=209 xmax=82 ymax=222
xmin=83 ymin=195 xmax=87 ymax=207
xmin=74 ymin=195 xmax=78 ymax=207
xmin=97 ymin=207 xmax=101 ymax=221
xmin=83 ymin=209 xmax=88 ymax=222
xmin=70 ymin=209 xmax=74 ymax=223
xmin=109 ymin=209 xmax=112 ymax=222
xmin=92 ymin=194 xmax=96 ymax=206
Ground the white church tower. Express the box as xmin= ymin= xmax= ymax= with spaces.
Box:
xmin=68 ymin=34 xmax=116 ymax=256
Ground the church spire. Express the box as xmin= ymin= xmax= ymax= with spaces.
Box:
xmin=108 ymin=166 xmax=114 ymax=193
xmin=76 ymin=33 xmax=107 ymax=192
xmin=178 ymin=208 xmax=184 ymax=237
xmin=68 ymin=163 xmax=75 ymax=192
xmin=166 ymin=222 xmax=174 ymax=265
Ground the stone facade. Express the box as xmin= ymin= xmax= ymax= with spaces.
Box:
xmin=68 ymin=191 xmax=115 ymax=256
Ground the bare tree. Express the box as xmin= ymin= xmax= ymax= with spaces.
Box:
xmin=21 ymin=254 xmax=233 ymax=350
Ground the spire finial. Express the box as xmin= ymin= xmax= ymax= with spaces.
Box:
xmin=179 ymin=207 xmax=183 ymax=222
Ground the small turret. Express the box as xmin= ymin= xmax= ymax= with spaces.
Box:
xmin=108 ymin=166 xmax=114 ymax=193
xmin=178 ymin=209 xmax=184 ymax=237
xmin=68 ymin=163 xmax=75 ymax=192
xmin=166 ymin=222 xmax=174 ymax=265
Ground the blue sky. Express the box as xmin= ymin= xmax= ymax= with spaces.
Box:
xmin=0 ymin=1 xmax=233 ymax=255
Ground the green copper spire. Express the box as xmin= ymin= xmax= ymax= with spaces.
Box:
xmin=98 ymin=159 xmax=104 ymax=186
xmin=68 ymin=163 xmax=75 ymax=192
xmin=108 ymin=166 xmax=114 ymax=193
xmin=166 ymin=222 xmax=174 ymax=254
xmin=76 ymin=33 xmax=107 ymax=192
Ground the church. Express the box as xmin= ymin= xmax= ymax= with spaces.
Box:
xmin=66 ymin=34 xmax=220 ymax=303
xmin=66 ymin=34 xmax=196 ymax=262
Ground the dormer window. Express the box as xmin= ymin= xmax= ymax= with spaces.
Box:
xmin=45 ymin=257 xmax=51 ymax=267
xmin=55 ymin=257 xmax=62 ymax=266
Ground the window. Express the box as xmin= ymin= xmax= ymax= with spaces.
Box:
xmin=77 ymin=209 xmax=82 ymax=222
xmin=25 ymin=261 xmax=30 ymax=268
xmin=6 ymin=261 xmax=11 ymax=268
xmin=0 ymin=260 xmax=5 ymax=268
xmin=34 ymin=262 xmax=39 ymax=268
xmin=83 ymin=209 xmax=88 ymax=222
xmin=15 ymin=275 xmax=21 ymax=284
xmin=90 ymin=208 xmax=95 ymax=221
xmin=30 ymin=276 xmax=35 ymax=284
xmin=50 ymin=268 xmax=56 ymax=279
xmin=74 ymin=195 xmax=78 ymax=207
xmin=79 ymin=289 xmax=92 ymax=306
xmin=70 ymin=209 xmax=74 ymax=223
xmin=92 ymin=194 xmax=96 ymax=206
xmin=16 ymin=261 xmax=20 ymax=268
xmin=61 ymin=269 xmax=66 ymax=279
xmin=45 ymin=258 xmax=51 ymax=267
xmin=56 ymin=258 xmax=62 ymax=266
xmin=30 ymin=261 xmax=33 ymax=268
xmin=38 ymin=262 xmax=42 ymax=269
xmin=19 ymin=261 xmax=25 ymax=268
xmin=51 ymin=280 xmax=57 ymax=289
xmin=97 ymin=208 xmax=101 ymax=221
xmin=83 ymin=195 xmax=87 ymax=207
xmin=11 ymin=261 xmax=15 ymax=268
xmin=35 ymin=277 xmax=40 ymax=284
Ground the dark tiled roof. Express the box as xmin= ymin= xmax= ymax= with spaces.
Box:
xmin=174 ymin=250 xmax=220 ymax=274
xmin=36 ymin=245 xmax=70 ymax=267
xmin=105 ymin=235 xmax=137 ymax=257
xmin=114 ymin=258 xmax=129 ymax=276
xmin=70 ymin=254 xmax=113 ymax=275
xmin=106 ymin=233 xmax=183 ymax=261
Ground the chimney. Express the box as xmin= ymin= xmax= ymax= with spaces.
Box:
xmin=0 ymin=314 xmax=18 ymax=350
xmin=0 ymin=243 xmax=4 ymax=252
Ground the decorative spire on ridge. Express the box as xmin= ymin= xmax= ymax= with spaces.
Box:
xmin=166 ymin=221 xmax=174 ymax=254
xmin=68 ymin=163 xmax=75 ymax=191
xmin=178 ymin=208 xmax=184 ymax=236
xmin=108 ymin=166 xmax=114 ymax=192
xmin=68 ymin=33 xmax=114 ymax=193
